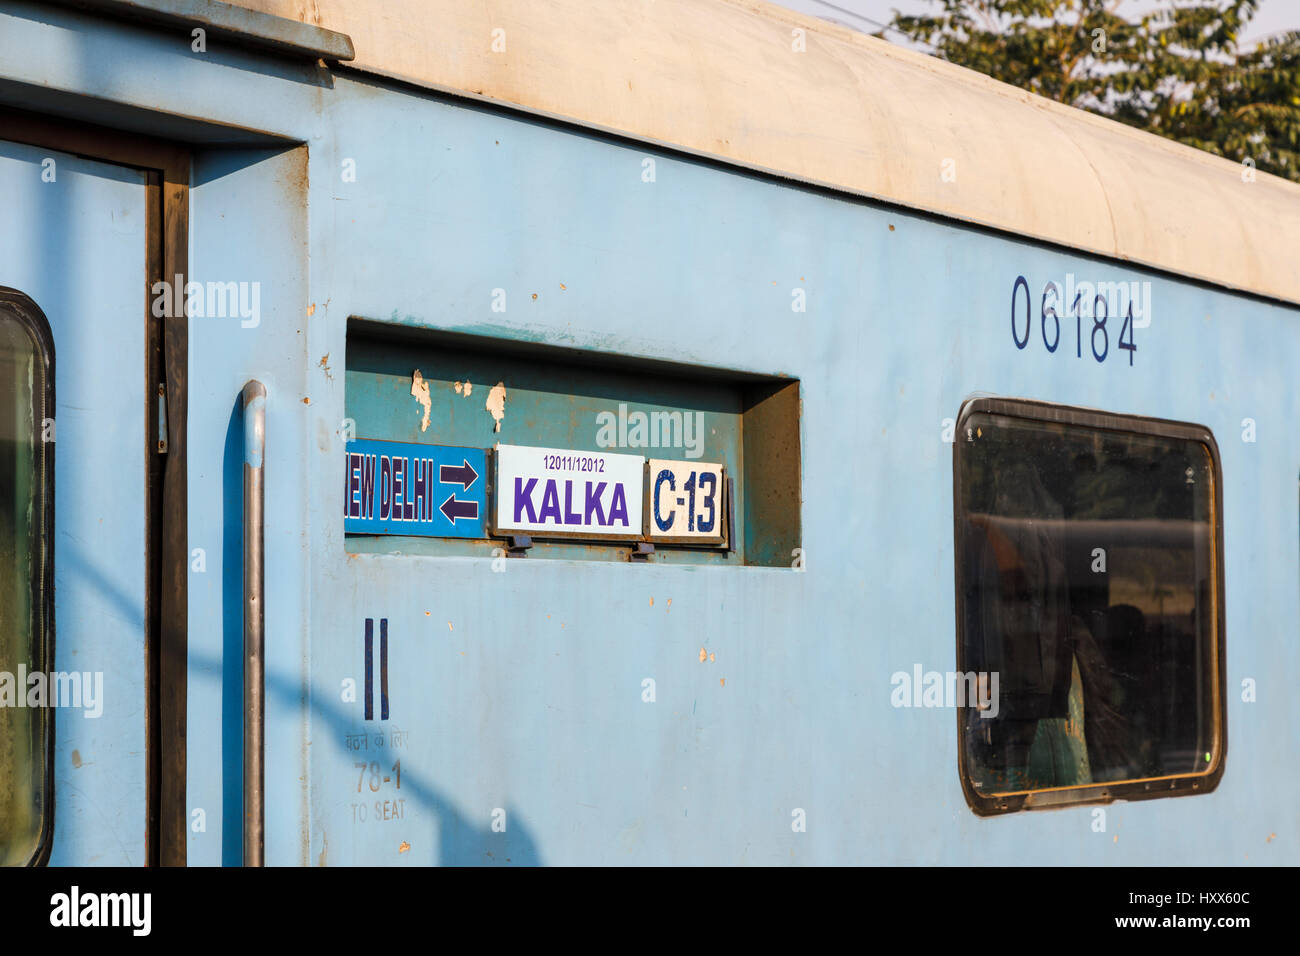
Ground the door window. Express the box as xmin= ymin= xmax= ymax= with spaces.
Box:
xmin=0 ymin=289 xmax=54 ymax=865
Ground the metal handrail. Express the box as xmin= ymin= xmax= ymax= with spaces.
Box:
xmin=241 ymin=380 xmax=267 ymax=867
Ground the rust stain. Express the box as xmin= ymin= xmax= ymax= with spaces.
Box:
xmin=398 ymin=841 xmax=410 ymax=853
xmin=720 ymin=678 xmax=725 ymax=686
xmin=307 ymin=303 xmax=316 ymax=317
xmin=649 ymin=597 xmax=654 ymax=606
xmin=531 ymin=293 xmax=538 ymax=300
xmin=709 ymin=652 xmax=715 ymax=662
xmin=318 ymin=353 xmax=332 ymax=380
xmin=698 ymin=647 xmax=707 ymax=663
xmin=448 ymin=622 xmax=453 ymax=631
xmin=1268 ymin=832 xmax=1276 ymax=842
xmin=302 ymin=397 xmax=311 ymax=405
xmin=559 ymin=283 xmax=567 ymax=290
xmin=666 ymin=598 xmax=672 ymax=610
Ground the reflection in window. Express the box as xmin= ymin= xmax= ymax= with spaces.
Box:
xmin=956 ymin=403 xmax=1220 ymax=812
xmin=0 ymin=291 xmax=53 ymax=865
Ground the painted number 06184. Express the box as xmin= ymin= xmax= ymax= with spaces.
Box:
xmin=1010 ymin=275 xmax=1136 ymax=366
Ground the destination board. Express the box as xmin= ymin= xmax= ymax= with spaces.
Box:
xmin=344 ymin=439 xmax=487 ymax=539
xmin=494 ymin=444 xmax=644 ymax=541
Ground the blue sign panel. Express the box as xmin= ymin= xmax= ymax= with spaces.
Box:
xmin=344 ymin=439 xmax=487 ymax=538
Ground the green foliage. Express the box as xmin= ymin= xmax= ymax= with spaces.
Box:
xmin=889 ymin=1 xmax=1300 ymax=182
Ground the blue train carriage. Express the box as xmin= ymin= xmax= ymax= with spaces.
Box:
xmin=0 ymin=0 xmax=1296 ymax=867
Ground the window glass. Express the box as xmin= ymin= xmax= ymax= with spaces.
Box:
xmin=0 ymin=293 xmax=53 ymax=864
xmin=955 ymin=402 xmax=1221 ymax=813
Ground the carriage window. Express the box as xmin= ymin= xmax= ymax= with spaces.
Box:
xmin=953 ymin=400 xmax=1223 ymax=815
xmin=0 ymin=290 xmax=54 ymax=864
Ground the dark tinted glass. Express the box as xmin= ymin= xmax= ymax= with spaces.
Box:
xmin=956 ymin=406 xmax=1220 ymax=808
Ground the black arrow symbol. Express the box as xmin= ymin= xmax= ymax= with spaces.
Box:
xmin=440 ymin=493 xmax=479 ymax=523
xmin=440 ymin=458 xmax=479 ymax=490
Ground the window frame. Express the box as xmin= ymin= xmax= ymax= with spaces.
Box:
xmin=951 ymin=397 xmax=1227 ymax=816
xmin=0 ymin=287 xmax=56 ymax=865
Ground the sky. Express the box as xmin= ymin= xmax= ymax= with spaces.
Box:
xmin=773 ymin=0 xmax=1300 ymax=50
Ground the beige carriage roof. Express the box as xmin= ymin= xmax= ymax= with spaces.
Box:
xmin=237 ymin=0 xmax=1300 ymax=306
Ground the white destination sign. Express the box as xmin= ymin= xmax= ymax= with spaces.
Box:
xmin=494 ymin=444 xmax=644 ymax=540
xmin=645 ymin=459 xmax=726 ymax=545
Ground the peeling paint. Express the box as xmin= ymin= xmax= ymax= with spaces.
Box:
xmin=709 ymin=652 xmax=715 ymax=662
xmin=453 ymin=380 xmax=474 ymax=397
xmin=398 ymin=841 xmax=411 ymax=853
xmin=485 ymin=381 xmax=507 ymax=432
xmin=71 ymin=749 xmax=82 ymax=768
xmin=318 ymin=352 xmax=332 ymax=380
xmin=698 ymin=647 xmax=706 ymax=663
xmin=411 ymin=369 xmax=432 ymax=432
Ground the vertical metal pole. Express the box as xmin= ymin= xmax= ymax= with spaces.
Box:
xmin=241 ymin=380 xmax=266 ymax=867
